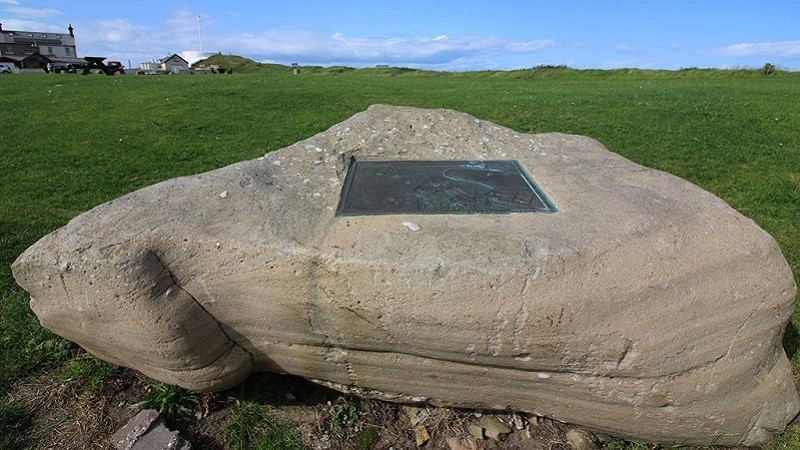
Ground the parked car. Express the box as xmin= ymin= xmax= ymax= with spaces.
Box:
xmin=0 ymin=63 xmax=13 ymax=74
xmin=52 ymin=63 xmax=76 ymax=74
xmin=106 ymin=61 xmax=125 ymax=74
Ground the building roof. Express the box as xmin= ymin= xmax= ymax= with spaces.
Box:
xmin=50 ymin=56 xmax=85 ymax=64
xmin=0 ymin=26 xmax=74 ymax=43
xmin=160 ymin=54 xmax=189 ymax=64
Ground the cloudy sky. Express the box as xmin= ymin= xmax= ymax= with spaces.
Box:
xmin=1 ymin=0 xmax=798 ymax=71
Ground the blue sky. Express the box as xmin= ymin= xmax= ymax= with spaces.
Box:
xmin=2 ymin=0 xmax=799 ymax=71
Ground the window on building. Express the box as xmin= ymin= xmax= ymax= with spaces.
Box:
xmin=47 ymin=46 xmax=53 ymax=54
xmin=65 ymin=47 xmax=71 ymax=55
xmin=5 ymin=46 xmax=12 ymax=54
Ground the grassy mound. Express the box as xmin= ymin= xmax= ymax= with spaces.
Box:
xmin=194 ymin=54 xmax=290 ymax=74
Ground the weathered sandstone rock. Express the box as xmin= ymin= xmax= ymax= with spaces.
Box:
xmin=12 ymin=105 xmax=799 ymax=445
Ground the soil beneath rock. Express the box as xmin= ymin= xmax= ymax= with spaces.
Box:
xmin=4 ymin=362 xmax=743 ymax=450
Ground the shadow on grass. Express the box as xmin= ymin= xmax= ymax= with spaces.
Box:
xmin=784 ymin=321 xmax=800 ymax=360
xmin=0 ymin=400 xmax=33 ymax=450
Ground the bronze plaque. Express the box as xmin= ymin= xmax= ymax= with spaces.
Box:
xmin=336 ymin=159 xmax=556 ymax=216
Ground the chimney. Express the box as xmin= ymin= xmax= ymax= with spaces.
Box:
xmin=0 ymin=23 xmax=4 ymax=32
xmin=68 ymin=24 xmax=74 ymax=37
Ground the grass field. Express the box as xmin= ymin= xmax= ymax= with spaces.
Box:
xmin=1 ymin=64 xmax=799 ymax=448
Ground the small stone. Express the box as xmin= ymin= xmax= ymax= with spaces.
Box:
xmin=565 ymin=428 xmax=597 ymax=450
xmin=479 ymin=415 xmax=511 ymax=441
xmin=219 ymin=191 xmax=228 ymax=198
xmin=402 ymin=221 xmax=421 ymax=231
xmin=468 ymin=424 xmax=484 ymax=440
xmin=112 ymin=409 xmax=159 ymax=450
xmin=511 ymin=412 xmax=526 ymax=430
xmin=447 ymin=436 xmax=479 ymax=450
xmin=111 ymin=409 xmax=191 ymax=450
xmin=414 ymin=425 xmax=430 ymax=447
xmin=403 ymin=406 xmax=425 ymax=426
xmin=285 ymin=391 xmax=296 ymax=401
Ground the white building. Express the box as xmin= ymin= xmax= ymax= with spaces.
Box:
xmin=181 ymin=50 xmax=216 ymax=67
xmin=140 ymin=54 xmax=190 ymax=73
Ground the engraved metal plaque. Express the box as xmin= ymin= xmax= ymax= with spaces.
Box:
xmin=336 ymin=159 xmax=556 ymax=216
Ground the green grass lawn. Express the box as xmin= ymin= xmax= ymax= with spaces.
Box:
xmin=1 ymin=66 xmax=799 ymax=448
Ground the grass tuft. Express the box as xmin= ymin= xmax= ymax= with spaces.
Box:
xmin=55 ymin=354 xmax=117 ymax=393
xmin=224 ymin=401 xmax=306 ymax=450
xmin=134 ymin=383 xmax=200 ymax=421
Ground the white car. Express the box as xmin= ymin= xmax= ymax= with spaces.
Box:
xmin=0 ymin=63 xmax=13 ymax=74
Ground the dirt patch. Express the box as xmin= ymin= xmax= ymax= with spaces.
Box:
xmin=8 ymin=364 xmax=589 ymax=450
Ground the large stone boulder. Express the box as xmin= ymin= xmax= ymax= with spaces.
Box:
xmin=12 ymin=105 xmax=799 ymax=446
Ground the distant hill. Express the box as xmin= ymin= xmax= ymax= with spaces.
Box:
xmin=192 ymin=54 xmax=437 ymax=76
xmin=194 ymin=54 xmax=290 ymax=74
xmin=193 ymin=54 xmax=795 ymax=79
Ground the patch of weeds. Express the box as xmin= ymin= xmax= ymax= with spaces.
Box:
xmin=134 ymin=383 xmax=199 ymax=421
xmin=224 ymin=400 xmax=306 ymax=450
xmin=55 ymin=354 xmax=117 ymax=393
xmin=602 ymin=438 xmax=653 ymax=450
xmin=353 ymin=426 xmax=380 ymax=450
xmin=601 ymin=437 xmax=721 ymax=450
xmin=329 ymin=398 xmax=362 ymax=429
xmin=0 ymin=400 xmax=33 ymax=450
xmin=767 ymin=422 xmax=800 ymax=450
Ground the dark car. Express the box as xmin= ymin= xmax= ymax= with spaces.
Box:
xmin=52 ymin=63 xmax=76 ymax=74
xmin=106 ymin=61 xmax=125 ymax=74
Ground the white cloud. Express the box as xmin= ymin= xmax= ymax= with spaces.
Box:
xmin=76 ymin=8 xmax=212 ymax=64
xmin=1 ymin=4 xmax=559 ymax=70
xmin=84 ymin=19 xmax=147 ymax=45
xmin=720 ymin=41 xmax=800 ymax=58
xmin=0 ymin=18 xmax=64 ymax=32
xmin=611 ymin=44 xmax=637 ymax=54
xmin=5 ymin=6 xmax=63 ymax=19
xmin=217 ymin=30 xmax=557 ymax=66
